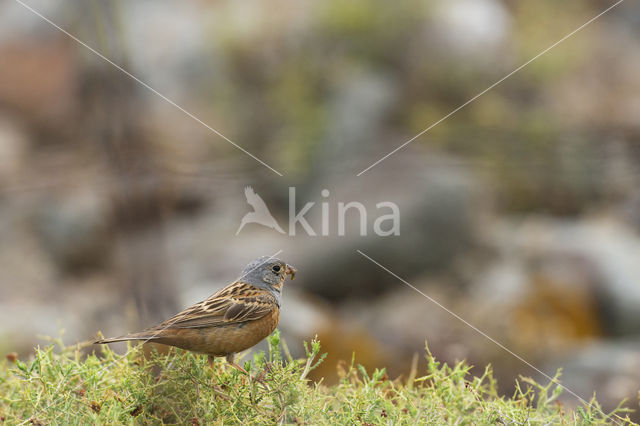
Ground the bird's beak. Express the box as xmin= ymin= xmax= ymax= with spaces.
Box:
xmin=285 ymin=264 xmax=297 ymax=280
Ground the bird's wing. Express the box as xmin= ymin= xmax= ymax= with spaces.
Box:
xmin=149 ymin=281 xmax=276 ymax=330
xmin=244 ymin=186 xmax=271 ymax=213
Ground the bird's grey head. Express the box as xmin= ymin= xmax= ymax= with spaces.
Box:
xmin=239 ymin=256 xmax=296 ymax=299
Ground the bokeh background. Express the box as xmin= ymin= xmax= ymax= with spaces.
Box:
xmin=1 ymin=0 xmax=639 ymax=416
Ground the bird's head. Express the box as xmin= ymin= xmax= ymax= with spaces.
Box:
xmin=240 ymin=256 xmax=296 ymax=293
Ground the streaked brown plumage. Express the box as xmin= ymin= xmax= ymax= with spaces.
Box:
xmin=95 ymin=257 xmax=296 ymax=366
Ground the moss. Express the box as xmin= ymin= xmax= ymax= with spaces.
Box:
xmin=0 ymin=332 xmax=633 ymax=424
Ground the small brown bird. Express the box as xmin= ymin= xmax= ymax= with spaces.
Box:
xmin=95 ymin=256 xmax=296 ymax=369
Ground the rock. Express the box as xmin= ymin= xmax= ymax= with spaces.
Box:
xmin=294 ymin=153 xmax=484 ymax=301
xmin=0 ymin=115 xmax=28 ymax=183
xmin=0 ymin=1 xmax=73 ymax=41
xmin=314 ymin=69 xmax=399 ymax=175
xmin=431 ymin=0 xmax=511 ymax=62
xmin=31 ymin=190 xmax=112 ymax=274
xmin=0 ymin=41 xmax=76 ymax=126
xmin=516 ymin=218 xmax=640 ymax=335
xmin=622 ymin=190 xmax=640 ymax=233
xmin=546 ymin=340 xmax=640 ymax=414
xmin=476 ymin=217 xmax=640 ymax=340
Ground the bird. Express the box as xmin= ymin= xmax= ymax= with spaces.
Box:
xmin=236 ymin=186 xmax=286 ymax=235
xmin=95 ymin=256 xmax=296 ymax=370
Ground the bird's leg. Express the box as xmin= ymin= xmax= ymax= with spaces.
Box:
xmin=225 ymin=354 xmax=248 ymax=374
xmin=204 ymin=355 xmax=233 ymax=398
xmin=225 ymin=354 xmax=269 ymax=389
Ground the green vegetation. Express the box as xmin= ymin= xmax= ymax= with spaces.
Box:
xmin=0 ymin=331 xmax=633 ymax=424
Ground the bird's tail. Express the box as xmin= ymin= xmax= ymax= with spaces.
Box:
xmin=94 ymin=332 xmax=157 ymax=345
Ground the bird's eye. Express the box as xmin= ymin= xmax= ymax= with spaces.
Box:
xmin=272 ymin=265 xmax=281 ymax=273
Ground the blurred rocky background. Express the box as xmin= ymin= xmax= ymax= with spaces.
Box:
xmin=1 ymin=0 xmax=639 ymax=417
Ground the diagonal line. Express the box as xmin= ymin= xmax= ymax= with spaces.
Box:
xmin=13 ymin=0 xmax=283 ymax=177
xmin=355 ymin=249 xmax=622 ymax=423
xmin=357 ymin=0 xmax=626 ymax=176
